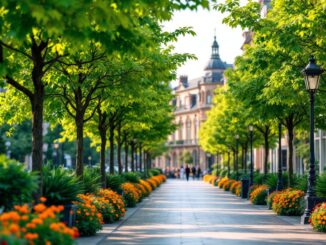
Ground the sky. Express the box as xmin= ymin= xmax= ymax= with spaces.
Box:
xmin=163 ymin=6 xmax=245 ymax=86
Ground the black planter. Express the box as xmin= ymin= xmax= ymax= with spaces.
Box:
xmin=61 ymin=204 xmax=77 ymax=227
xmin=241 ymin=179 xmax=249 ymax=199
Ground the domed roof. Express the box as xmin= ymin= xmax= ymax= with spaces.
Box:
xmin=204 ymin=36 xmax=226 ymax=71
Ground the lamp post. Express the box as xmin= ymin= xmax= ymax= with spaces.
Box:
xmin=235 ymin=134 xmax=239 ymax=180
xmin=53 ymin=141 xmax=60 ymax=166
xmin=276 ymin=122 xmax=283 ymax=191
xmin=206 ymin=153 xmax=211 ymax=173
xmin=301 ymin=56 xmax=324 ymax=224
xmin=249 ymin=126 xmax=254 ymax=186
xmin=227 ymin=148 xmax=231 ymax=178
xmin=88 ymin=156 xmax=92 ymax=166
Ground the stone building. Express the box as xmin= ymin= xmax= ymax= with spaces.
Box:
xmin=154 ymin=36 xmax=231 ymax=170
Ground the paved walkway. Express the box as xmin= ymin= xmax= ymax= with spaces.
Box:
xmin=100 ymin=179 xmax=326 ymax=245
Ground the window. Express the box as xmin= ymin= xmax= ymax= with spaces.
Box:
xmin=191 ymin=95 xmax=197 ymax=108
xmin=206 ymin=92 xmax=212 ymax=104
xmin=282 ymin=149 xmax=287 ymax=170
xmin=186 ymin=118 xmax=191 ymax=141
xmin=178 ymin=121 xmax=183 ymax=140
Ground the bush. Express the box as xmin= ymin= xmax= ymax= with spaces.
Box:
xmin=74 ymin=194 xmax=103 ymax=236
xmin=0 ymin=198 xmax=78 ymax=244
xmin=230 ymin=181 xmax=241 ymax=195
xmin=92 ymin=196 xmax=115 ymax=224
xmin=149 ymin=168 xmax=161 ymax=176
xmin=272 ymin=189 xmax=305 ymax=216
xmin=140 ymin=180 xmax=153 ymax=194
xmin=81 ymin=167 xmax=101 ymax=194
xmin=121 ymin=183 xmax=141 ymax=207
xmin=106 ymin=174 xmax=125 ymax=193
xmin=223 ymin=179 xmax=236 ymax=191
xmin=97 ymin=189 xmax=126 ymax=221
xmin=267 ymin=191 xmax=279 ymax=208
xmin=218 ymin=177 xmax=228 ymax=189
xmin=0 ymin=155 xmax=38 ymax=210
xmin=220 ymin=169 xmax=228 ymax=177
xmin=317 ymin=172 xmax=326 ymax=198
xmin=292 ymin=174 xmax=307 ymax=192
xmin=310 ymin=202 xmax=326 ymax=232
xmin=121 ymin=172 xmax=140 ymax=183
xmin=250 ymin=185 xmax=268 ymax=205
xmin=43 ymin=166 xmax=83 ymax=205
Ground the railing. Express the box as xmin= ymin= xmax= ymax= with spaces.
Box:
xmin=167 ymin=139 xmax=199 ymax=146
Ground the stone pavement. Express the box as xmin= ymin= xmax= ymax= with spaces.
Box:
xmin=99 ymin=179 xmax=326 ymax=245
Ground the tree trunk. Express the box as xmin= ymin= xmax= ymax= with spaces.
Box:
xmin=131 ymin=142 xmax=135 ymax=172
xmin=99 ymin=129 xmax=107 ymax=188
xmin=287 ymin=122 xmax=295 ymax=186
xmin=75 ymin=117 xmax=84 ymax=177
xmin=117 ymin=124 xmax=122 ymax=174
xmin=139 ymin=145 xmax=142 ymax=172
xmin=244 ymin=145 xmax=248 ymax=174
xmin=264 ymin=129 xmax=269 ymax=175
xmin=109 ymin=124 xmax=115 ymax=174
xmin=31 ymin=91 xmax=44 ymax=197
xmin=125 ymin=141 xmax=129 ymax=172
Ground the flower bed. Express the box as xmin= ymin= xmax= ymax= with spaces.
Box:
xmin=223 ymin=179 xmax=236 ymax=191
xmin=0 ymin=198 xmax=78 ymax=245
xmin=97 ymin=189 xmax=126 ymax=221
xmin=310 ymin=202 xmax=326 ymax=232
xmin=218 ymin=177 xmax=228 ymax=189
xmin=74 ymin=194 xmax=103 ymax=236
xmin=230 ymin=181 xmax=241 ymax=196
xmin=250 ymin=185 xmax=268 ymax=205
xmin=140 ymin=180 xmax=153 ymax=194
xmin=121 ymin=183 xmax=141 ymax=207
xmin=272 ymin=189 xmax=305 ymax=216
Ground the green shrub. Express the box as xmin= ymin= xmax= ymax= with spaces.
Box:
xmin=250 ymin=185 xmax=268 ymax=205
xmin=149 ymin=168 xmax=161 ymax=176
xmin=81 ymin=167 xmax=101 ymax=194
xmin=292 ymin=174 xmax=307 ymax=192
xmin=317 ymin=172 xmax=326 ymax=198
xmin=43 ymin=165 xmax=83 ymax=205
xmin=106 ymin=174 xmax=125 ymax=192
xmin=0 ymin=155 xmax=38 ymax=210
xmin=220 ymin=169 xmax=228 ymax=177
xmin=121 ymin=172 xmax=140 ymax=183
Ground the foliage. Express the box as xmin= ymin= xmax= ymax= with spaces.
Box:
xmin=121 ymin=183 xmax=141 ymax=208
xmin=97 ymin=189 xmax=126 ymax=221
xmin=140 ymin=180 xmax=153 ymax=194
xmin=272 ymin=189 xmax=305 ymax=216
xmin=179 ymin=151 xmax=193 ymax=164
xmin=223 ymin=179 xmax=236 ymax=191
xmin=0 ymin=198 xmax=78 ymax=245
xmin=230 ymin=181 xmax=241 ymax=195
xmin=42 ymin=166 xmax=83 ymax=205
xmin=317 ymin=173 xmax=326 ymax=198
xmin=0 ymin=155 xmax=38 ymax=210
xmin=267 ymin=191 xmax=279 ymax=208
xmin=81 ymin=167 xmax=101 ymax=194
xmin=310 ymin=203 xmax=326 ymax=232
xmin=74 ymin=194 xmax=103 ymax=236
xmin=250 ymin=185 xmax=268 ymax=205
xmin=121 ymin=172 xmax=140 ymax=184
xmin=106 ymin=175 xmax=125 ymax=193
xmin=91 ymin=196 xmax=115 ymax=224
xmin=218 ymin=177 xmax=229 ymax=189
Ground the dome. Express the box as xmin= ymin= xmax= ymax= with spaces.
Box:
xmin=204 ymin=36 xmax=226 ymax=71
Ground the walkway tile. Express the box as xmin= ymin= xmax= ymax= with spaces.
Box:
xmin=99 ymin=180 xmax=326 ymax=245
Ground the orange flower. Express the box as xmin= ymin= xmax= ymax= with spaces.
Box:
xmin=40 ymin=197 xmax=47 ymax=203
xmin=25 ymin=232 xmax=39 ymax=240
xmin=9 ymin=223 xmax=20 ymax=233
xmin=33 ymin=203 xmax=46 ymax=213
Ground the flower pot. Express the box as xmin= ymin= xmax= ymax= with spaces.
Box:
xmin=61 ymin=204 xmax=77 ymax=227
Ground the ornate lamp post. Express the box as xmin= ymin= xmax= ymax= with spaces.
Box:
xmin=235 ymin=134 xmax=239 ymax=180
xmin=301 ymin=56 xmax=324 ymax=224
xmin=249 ymin=126 xmax=254 ymax=186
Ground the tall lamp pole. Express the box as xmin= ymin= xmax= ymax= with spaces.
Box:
xmin=276 ymin=122 xmax=283 ymax=191
xmin=235 ymin=134 xmax=239 ymax=180
xmin=249 ymin=126 xmax=254 ymax=186
xmin=301 ymin=56 xmax=324 ymax=224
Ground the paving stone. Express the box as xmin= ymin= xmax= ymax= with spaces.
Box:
xmin=99 ymin=180 xmax=326 ymax=245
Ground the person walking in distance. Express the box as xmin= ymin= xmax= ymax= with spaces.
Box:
xmin=185 ymin=165 xmax=190 ymax=181
xmin=197 ymin=166 xmax=202 ymax=180
xmin=180 ymin=165 xmax=185 ymax=179
xmin=192 ymin=165 xmax=196 ymax=180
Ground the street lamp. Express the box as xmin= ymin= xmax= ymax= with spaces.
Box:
xmin=276 ymin=122 xmax=283 ymax=191
xmin=235 ymin=134 xmax=239 ymax=180
xmin=53 ymin=141 xmax=60 ymax=165
xmin=301 ymin=55 xmax=324 ymax=224
xmin=88 ymin=156 xmax=92 ymax=166
xmin=249 ymin=126 xmax=254 ymax=186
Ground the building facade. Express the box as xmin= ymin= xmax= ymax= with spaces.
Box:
xmin=154 ymin=36 xmax=231 ymax=170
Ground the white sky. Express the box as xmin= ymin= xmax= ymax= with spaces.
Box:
xmin=163 ymin=6 xmax=245 ymax=86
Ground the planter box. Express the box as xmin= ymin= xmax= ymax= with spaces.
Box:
xmin=241 ymin=179 xmax=249 ymax=199
xmin=61 ymin=204 xmax=77 ymax=227
xmin=301 ymin=197 xmax=326 ymax=224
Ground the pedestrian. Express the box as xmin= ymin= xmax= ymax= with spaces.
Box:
xmin=197 ymin=166 xmax=202 ymax=180
xmin=185 ymin=165 xmax=190 ymax=181
xmin=192 ymin=165 xmax=196 ymax=180
xmin=180 ymin=165 xmax=185 ymax=179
